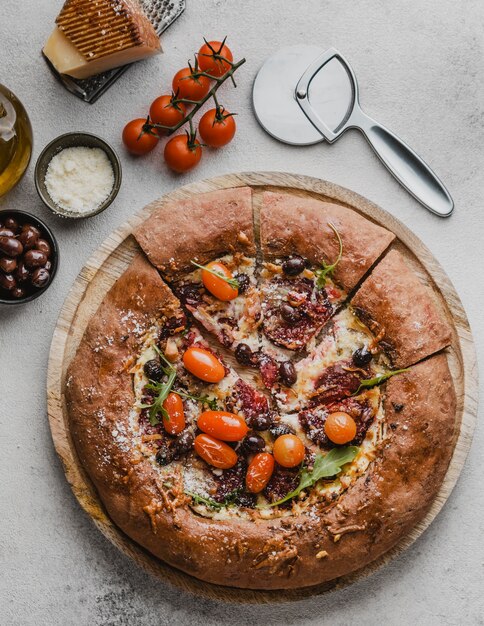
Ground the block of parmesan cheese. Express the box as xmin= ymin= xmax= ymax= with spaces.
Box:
xmin=43 ymin=0 xmax=161 ymax=80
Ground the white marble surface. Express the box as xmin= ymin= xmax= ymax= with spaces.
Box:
xmin=1 ymin=0 xmax=483 ymax=624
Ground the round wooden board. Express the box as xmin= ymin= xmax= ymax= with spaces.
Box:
xmin=47 ymin=172 xmax=478 ymax=603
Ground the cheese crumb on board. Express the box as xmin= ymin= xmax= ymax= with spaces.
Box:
xmin=45 ymin=146 xmax=114 ymax=214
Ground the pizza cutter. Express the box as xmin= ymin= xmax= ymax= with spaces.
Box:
xmin=253 ymin=45 xmax=454 ymax=217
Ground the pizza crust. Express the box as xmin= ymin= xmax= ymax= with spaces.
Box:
xmin=351 ymin=249 xmax=452 ymax=367
xmin=134 ymin=187 xmax=256 ymax=279
xmin=260 ymin=191 xmax=395 ymax=291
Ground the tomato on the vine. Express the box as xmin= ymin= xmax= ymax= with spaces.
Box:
xmin=183 ymin=346 xmax=225 ymax=382
xmin=246 ymin=453 xmax=275 ymax=493
xmin=197 ymin=411 xmax=248 ymax=442
xmin=198 ymin=108 xmax=236 ymax=148
xmin=149 ymin=96 xmax=186 ymax=135
xmin=162 ymin=392 xmax=185 ymax=435
xmin=172 ymin=67 xmax=211 ymax=100
xmin=202 ymin=261 xmax=238 ymax=300
xmin=122 ymin=118 xmax=158 ymax=155
xmin=194 ymin=433 xmax=238 ymax=469
xmin=164 ymin=133 xmax=202 ymax=173
xmin=198 ymin=40 xmax=233 ymax=77
xmin=272 ymin=434 xmax=305 ymax=468
xmin=324 ymin=412 xmax=357 ymax=444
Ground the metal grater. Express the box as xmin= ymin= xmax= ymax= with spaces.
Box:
xmin=42 ymin=0 xmax=186 ymax=104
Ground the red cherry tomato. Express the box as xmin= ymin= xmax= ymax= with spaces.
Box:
xmin=272 ymin=434 xmax=305 ymax=468
xmin=246 ymin=453 xmax=275 ymax=493
xmin=197 ymin=411 xmax=248 ymax=442
xmin=183 ymin=346 xmax=225 ymax=383
xmin=198 ymin=108 xmax=236 ymax=148
xmin=172 ymin=67 xmax=211 ymax=100
xmin=149 ymin=96 xmax=186 ymax=135
xmin=162 ymin=392 xmax=185 ymax=435
xmin=194 ymin=433 xmax=238 ymax=469
xmin=324 ymin=412 xmax=357 ymax=444
xmin=164 ymin=134 xmax=202 ymax=173
xmin=202 ymin=261 xmax=238 ymax=301
xmin=122 ymin=119 xmax=158 ymax=155
xmin=198 ymin=41 xmax=233 ymax=77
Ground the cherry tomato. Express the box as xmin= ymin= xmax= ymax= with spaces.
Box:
xmin=198 ymin=41 xmax=233 ymax=77
xmin=164 ymin=134 xmax=202 ymax=173
xmin=246 ymin=453 xmax=275 ymax=493
xmin=197 ymin=411 xmax=248 ymax=442
xmin=272 ymin=434 xmax=305 ymax=468
xmin=194 ymin=433 xmax=238 ymax=469
xmin=183 ymin=346 xmax=225 ymax=383
xmin=172 ymin=67 xmax=211 ymax=100
xmin=122 ymin=119 xmax=158 ymax=155
xmin=162 ymin=392 xmax=185 ymax=435
xmin=149 ymin=96 xmax=186 ymax=135
xmin=324 ymin=412 xmax=357 ymax=445
xmin=202 ymin=261 xmax=238 ymax=301
xmin=198 ymin=108 xmax=236 ymax=148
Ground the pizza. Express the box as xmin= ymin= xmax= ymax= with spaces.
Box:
xmin=65 ymin=187 xmax=456 ymax=590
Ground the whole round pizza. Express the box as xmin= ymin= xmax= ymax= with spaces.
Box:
xmin=65 ymin=187 xmax=456 ymax=590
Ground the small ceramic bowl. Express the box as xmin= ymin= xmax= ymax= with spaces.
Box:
xmin=0 ymin=209 xmax=59 ymax=305
xmin=34 ymin=132 xmax=122 ymax=218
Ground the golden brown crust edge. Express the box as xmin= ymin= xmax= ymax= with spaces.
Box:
xmin=260 ymin=191 xmax=395 ymax=291
xmin=134 ymin=187 xmax=256 ymax=280
xmin=351 ymin=249 xmax=452 ymax=368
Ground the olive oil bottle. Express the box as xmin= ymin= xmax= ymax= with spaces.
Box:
xmin=0 ymin=85 xmax=32 ymax=197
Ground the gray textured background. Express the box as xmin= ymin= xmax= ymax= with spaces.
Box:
xmin=1 ymin=0 xmax=483 ymax=624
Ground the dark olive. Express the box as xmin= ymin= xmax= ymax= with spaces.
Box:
xmin=282 ymin=255 xmax=306 ymax=276
xmin=24 ymin=249 xmax=47 ymax=269
xmin=352 ymin=347 xmax=373 ymax=367
xmin=280 ymin=303 xmax=302 ymax=325
xmin=44 ymin=260 xmax=52 ymax=272
xmin=19 ymin=226 xmax=39 ymax=251
xmin=235 ymin=342 xmax=254 ymax=366
xmin=0 ymin=236 xmax=23 ymax=258
xmin=155 ymin=442 xmax=174 ymax=466
xmin=172 ymin=430 xmax=195 ymax=456
xmin=31 ymin=267 xmax=50 ymax=288
xmin=22 ymin=223 xmax=40 ymax=237
xmin=36 ymin=238 xmax=52 ymax=257
xmin=235 ymin=273 xmax=250 ymax=293
xmin=144 ymin=359 xmax=164 ymax=381
xmin=0 ymin=273 xmax=16 ymax=291
xmin=250 ymin=413 xmax=273 ymax=431
xmin=269 ymin=423 xmax=295 ymax=438
xmin=0 ymin=257 xmax=17 ymax=273
xmin=15 ymin=261 xmax=30 ymax=283
xmin=241 ymin=433 xmax=265 ymax=454
xmin=0 ymin=228 xmax=15 ymax=238
xmin=4 ymin=217 xmax=19 ymax=233
xmin=279 ymin=360 xmax=297 ymax=386
xmin=11 ymin=286 xmax=26 ymax=299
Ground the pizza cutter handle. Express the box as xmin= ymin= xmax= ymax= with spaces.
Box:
xmin=353 ymin=109 xmax=454 ymax=217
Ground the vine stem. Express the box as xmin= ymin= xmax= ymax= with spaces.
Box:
xmin=149 ymin=57 xmax=246 ymax=136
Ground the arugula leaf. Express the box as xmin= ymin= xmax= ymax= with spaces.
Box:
xmin=315 ymin=222 xmax=343 ymax=289
xmin=353 ymin=368 xmax=409 ymax=396
xmin=265 ymin=446 xmax=359 ymax=508
xmin=185 ymin=491 xmax=223 ymax=510
xmin=139 ymin=347 xmax=177 ymax=426
xmin=190 ymin=260 xmax=239 ymax=289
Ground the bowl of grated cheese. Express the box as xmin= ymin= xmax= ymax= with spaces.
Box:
xmin=34 ymin=132 xmax=122 ymax=218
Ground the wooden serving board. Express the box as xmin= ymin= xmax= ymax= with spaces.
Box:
xmin=47 ymin=172 xmax=478 ymax=603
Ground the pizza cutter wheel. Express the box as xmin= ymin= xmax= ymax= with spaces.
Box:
xmin=253 ymin=45 xmax=454 ymax=217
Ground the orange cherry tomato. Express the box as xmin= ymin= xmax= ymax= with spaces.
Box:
xmin=183 ymin=346 xmax=225 ymax=383
xmin=172 ymin=67 xmax=211 ymax=100
xmin=161 ymin=392 xmax=185 ymax=435
xmin=246 ymin=452 xmax=275 ymax=493
xmin=272 ymin=434 xmax=305 ymax=468
xmin=197 ymin=411 xmax=248 ymax=442
xmin=149 ymin=96 xmax=187 ymax=135
xmin=194 ymin=433 xmax=238 ymax=469
xmin=202 ymin=261 xmax=238 ymax=301
xmin=198 ymin=108 xmax=236 ymax=148
xmin=324 ymin=412 xmax=357 ymax=445
xmin=122 ymin=118 xmax=158 ymax=155
xmin=164 ymin=134 xmax=202 ymax=173
xmin=198 ymin=41 xmax=233 ymax=77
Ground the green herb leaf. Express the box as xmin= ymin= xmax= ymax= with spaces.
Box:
xmin=265 ymin=446 xmax=359 ymax=508
xmin=353 ymin=368 xmax=409 ymax=396
xmin=173 ymin=389 xmax=219 ymax=411
xmin=190 ymin=260 xmax=239 ymax=289
xmin=315 ymin=222 xmax=343 ymax=289
xmin=185 ymin=491 xmax=223 ymax=510
xmin=139 ymin=348 xmax=177 ymax=426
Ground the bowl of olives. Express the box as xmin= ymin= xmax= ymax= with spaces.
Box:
xmin=0 ymin=209 xmax=58 ymax=304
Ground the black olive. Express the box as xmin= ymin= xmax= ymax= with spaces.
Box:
xmin=279 ymin=361 xmax=297 ymax=386
xmin=280 ymin=303 xmax=302 ymax=325
xmin=235 ymin=342 xmax=254 ymax=366
xmin=11 ymin=286 xmax=26 ymax=299
xmin=250 ymin=413 xmax=273 ymax=431
xmin=269 ymin=423 xmax=295 ymax=438
xmin=0 ymin=235 xmax=23 ymax=258
xmin=31 ymin=267 xmax=50 ymax=289
xmin=241 ymin=433 xmax=265 ymax=454
xmin=281 ymin=255 xmax=306 ymax=276
xmin=352 ymin=347 xmax=373 ymax=367
xmin=0 ymin=256 xmax=17 ymax=273
xmin=235 ymin=273 xmax=250 ymax=293
xmin=155 ymin=443 xmax=174 ymax=466
xmin=144 ymin=359 xmax=164 ymax=381
xmin=4 ymin=217 xmax=19 ymax=233
xmin=0 ymin=273 xmax=16 ymax=291
xmin=172 ymin=430 xmax=195 ymax=456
